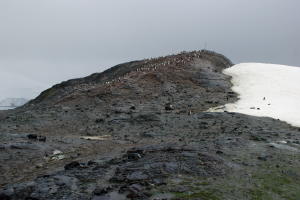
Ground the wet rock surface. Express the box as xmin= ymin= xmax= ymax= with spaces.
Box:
xmin=0 ymin=144 xmax=228 ymax=200
xmin=0 ymin=50 xmax=300 ymax=199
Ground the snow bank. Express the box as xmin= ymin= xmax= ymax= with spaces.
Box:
xmin=223 ymin=63 xmax=300 ymax=127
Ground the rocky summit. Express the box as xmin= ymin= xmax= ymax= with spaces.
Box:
xmin=0 ymin=50 xmax=299 ymax=200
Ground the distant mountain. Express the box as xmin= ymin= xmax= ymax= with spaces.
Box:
xmin=0 ymin=98 xmax=28 ymax=108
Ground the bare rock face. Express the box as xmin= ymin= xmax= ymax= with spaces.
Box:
xmin=1 ymin=50 xmax=300 ymax=200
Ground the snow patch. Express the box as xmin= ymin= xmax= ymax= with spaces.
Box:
xmin=221 ymin=63 xmax=300 ymax=127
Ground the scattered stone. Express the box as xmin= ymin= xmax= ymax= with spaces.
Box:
xmin=51 ymin=154 xmax=65 ymax=161
xmin=27 ymin=134 xmax=38 ymax=140
xmin=152 ymin=178 xmax=166 ymax=186
xmin=0 ymin=193 xmax=10 ymax=200
xmin=293 ymin=140 xmax=300 ymax=145
xmin=128 ymin=184 xmax=143 ymax=193
xmin=10 ymin=143 xmax=39 ymax=150
xmin=64 ymin=161 xmax=80 ymax=170
xmin=169 ymin=185 xmax=189 ymax=193
xmin=53 ymin=150 xmax=63 ymax=155
xmin=216 ymin=150 xmax=224 ymax=154
xmin=35 ymin=163 xmax=43 ymax=169
xmin=257 ymin=155 xmax=270 ymax=161
xmin=133 ymin=114 xmax=160 ymax=122
xmin=38 ymin=136 xmax=46 ymax=142
xmin=81 ymin=135 xmax=111 ymax=141
xmin=140 ymin=132 xmax=157 ymax=138
xmin=127 ymin=152 xmax=142 ymax=160
xmin=165 ymin=103 xmax=174 ymax=111
xmin=278 ymin=140 xmax=287 ymax=144
xmin=93 ymin=186 xmax=113 ymax=195
xmin=127 ymin=171 xmax=149 ymax=181
xmin=88 ymin=160 xmax=97 ymax=165
xmin=95 ymin=118 xmax=104 ymax=123
xmin=27 ymin=134 xmax=46 ymax=142
xmin=50 ymin=150 xmax=66 ymax=160
xmin=250 ymin=135 xmax=267 ymax=141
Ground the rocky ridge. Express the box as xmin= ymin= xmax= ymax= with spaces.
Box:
xmin=0 ymin=50 xmax=299 ymax=200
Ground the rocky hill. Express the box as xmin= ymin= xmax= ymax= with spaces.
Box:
xmin=0 ymin=50 xmax=299 ymax=200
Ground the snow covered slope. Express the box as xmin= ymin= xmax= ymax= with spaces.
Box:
xmin=222 ymin=63 xmax=300 ymax=127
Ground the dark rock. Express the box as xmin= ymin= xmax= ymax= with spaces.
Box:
xmin=257 ymin=156 xmax=268 ymax=161
xmin=216 ymin=150 xmax=224 ymax=154
xmin=10 ymin=143 xmax=39 ymax=150
xmin=25 ymin=197 xmax=39 ymax=200
xmin=0 ymin=193 xmax=11 ymax=200
xmin=169 ymin=185 xmax=189 ymax=193
xmin=250 ymin=135 xmax=267 ymax=142
xmin=164 ymin=162 xmax=178 ymax=173
xmin=127 ymin=171 xmax=149 ymax=181
xmin=126 ymin=149 xmax=145 ymax=156
xmin=64 ymin=161 xmax=80 ymax=170
xmin=165 ymin=103 xmax=174 ymax=111
xmin=127 ymin=153 xmax=142 ymax=160
xmin=95 ymin=118 xmax=104 ymax=123
xmin=110 ymin=176 xmax=126 ymax=183
xmin=27 ymin=134 xmax=38 ymax=140
xmin=128 ymin=184 xmax=143 ymax=193
xmin=27 ymin=134 xmax=46 ymax=142
xmin=293 ymin=140 xmax=300 ymax=144
xmin=126 ymin=184 xmax=146 ymax=199
xmin=93 ymin=186 xmax=113 ymax=195
xmin=152 ymin=178 xmax=166 ymax=186
xmin=140 ymin=132 xmax=157 ymax=138
xmin=38 ymin=136 xmax=46 ymax=142
xmin=88 ymin=160 xmax=97 ymax=165
xmin=133 ymin=114 xmax=160 ymax=122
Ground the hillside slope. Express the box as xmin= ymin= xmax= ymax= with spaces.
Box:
xmin=0 ymin=50 xmax=236 ymax=136
xmin=0 ymin=50 xmax=299 ymax=200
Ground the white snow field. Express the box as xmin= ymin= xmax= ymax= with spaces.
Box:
xmin=220 ymin=63 xmax=300 ymax=127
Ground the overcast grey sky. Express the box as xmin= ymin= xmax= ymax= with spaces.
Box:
xmin=0 ymin=0 xmax=299 ymax=100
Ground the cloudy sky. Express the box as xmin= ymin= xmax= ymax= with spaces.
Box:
xmin=0 ymin=0 xmax=299 ymax=100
